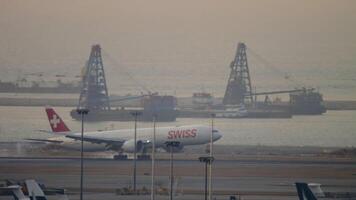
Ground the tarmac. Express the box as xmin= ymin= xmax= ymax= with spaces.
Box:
xmin=0 ymin=147 xmax=356 ymax=200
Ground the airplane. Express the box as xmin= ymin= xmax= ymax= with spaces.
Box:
xmin=28 ymin=107 xmax=222 ymax=159
xmin=0 ymin=179 xmax=68 ymax=200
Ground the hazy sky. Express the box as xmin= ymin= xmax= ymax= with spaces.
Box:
xmin=1 ymin=0 xmax=355 ymax=98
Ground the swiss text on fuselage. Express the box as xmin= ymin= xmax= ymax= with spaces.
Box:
xmin=167 ymin=129 xmax=197 ymax=139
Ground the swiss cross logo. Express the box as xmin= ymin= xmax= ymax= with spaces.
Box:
xmin=50 ymin=114 xmax=60 ymax=129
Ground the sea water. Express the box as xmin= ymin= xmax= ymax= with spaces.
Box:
xmin=0 ymin=106 xmax=355 ymax=148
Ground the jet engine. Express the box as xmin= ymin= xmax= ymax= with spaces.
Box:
xmin=121 ymin=140 xmax=144 ymax=153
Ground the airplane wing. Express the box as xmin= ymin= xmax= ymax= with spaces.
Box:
xmin=36 ymin=129 xmax=71 ymax=135
xmin=65 ymin=134 xmax=126 ymax=150
xmin=25 ymin=138 xmax=63 ymax=144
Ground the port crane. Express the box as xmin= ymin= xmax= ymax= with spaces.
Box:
xmin=222 ymin=42 xmax=326 ymax=114
xmin=71 ymin=44 xmax=177 ymax=121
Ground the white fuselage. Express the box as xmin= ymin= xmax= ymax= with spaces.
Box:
xmin=48 ymin=125 xmax=222 ymax=152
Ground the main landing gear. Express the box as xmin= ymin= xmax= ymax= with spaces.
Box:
xmin=113 ymin=154 xmax=128 ymax=160
xmin=113 ymin=153 xmax=151 ymax=160
xmin=137 ymin=155 xmax=151 ymax=160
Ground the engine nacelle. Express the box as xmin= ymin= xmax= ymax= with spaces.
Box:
xmin=162 ymin=143 xmax=184 ymax=153
xmin=121 ymin=140 xmax=143 ymax=153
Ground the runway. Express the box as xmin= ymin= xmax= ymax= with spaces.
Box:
xmin=1 ymin=156 xmax=355 ymax=200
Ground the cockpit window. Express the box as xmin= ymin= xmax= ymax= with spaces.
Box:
xmin=212 ymin=129 xmax=219 ymax=133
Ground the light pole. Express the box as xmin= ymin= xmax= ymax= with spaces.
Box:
xmin=76 ymin=108 xmax=89 ymax=200
xmin=151 ymin=114 xmax=157 ymax=200
xmin=209 ymin=113 xmax=215 ymax=200
xmin=131 ymin=111 xmax=141 ymax=193
xmin=199 ymin=156 xmax=214 ymax=200
xmin=165 ymin=141 xmax=180 ymax=200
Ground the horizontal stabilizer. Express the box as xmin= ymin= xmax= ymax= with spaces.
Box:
xmin=0 ymin=185 xmax=30 ymax=200
xmin=25 ymin=138 xmax=63 ymax=144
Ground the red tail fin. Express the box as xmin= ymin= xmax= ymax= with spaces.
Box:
xmin=45 ymin=107 xmax=70 ymax=133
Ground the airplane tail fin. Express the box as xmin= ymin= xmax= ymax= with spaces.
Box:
xmin=45 ymin=107 xmax=71 ymax=133
xmin=25 ymin=180 xmax=47 ymax=200
xmin=295 ymin=182 xmax=318 ymax=200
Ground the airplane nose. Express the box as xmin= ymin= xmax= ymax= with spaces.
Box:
xmin=213 ymin=130 xmax=222 ymax=141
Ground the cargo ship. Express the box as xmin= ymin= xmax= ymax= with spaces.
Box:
xmin=71 ymin=95 xmax=178 ymax=122
xmin=290 ymin=89 xmax=326 ymax=115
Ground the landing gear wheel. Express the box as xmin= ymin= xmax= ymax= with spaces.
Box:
xmin=113 ymin=154 xmax=128 ymax=160
xmin=137 ymin=155 xmax=151 ymax=160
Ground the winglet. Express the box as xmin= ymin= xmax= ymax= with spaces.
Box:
xmin=45 ymin=107 xmax=70 ymax=133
